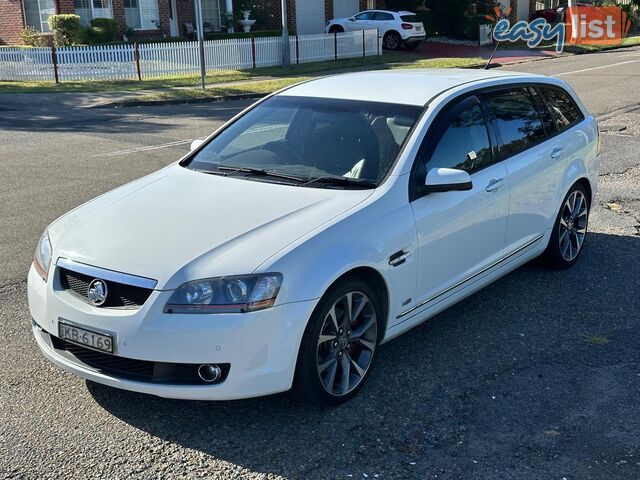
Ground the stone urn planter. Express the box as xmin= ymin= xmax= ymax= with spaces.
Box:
xmin=238 ymin=10 xmax=256 ymax=32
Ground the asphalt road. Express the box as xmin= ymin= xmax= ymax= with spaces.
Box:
xmin=1 ymin=47 xmax=640 ymax=479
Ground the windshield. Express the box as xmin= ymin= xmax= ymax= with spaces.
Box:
xmin=184 ymin=96 xmax=422 ymax=187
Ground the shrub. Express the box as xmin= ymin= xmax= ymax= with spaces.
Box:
xmin=416 ymin=10 xmax=436 ymax=35
xmin=20 ymin=26 xmax=48 ymax=46
xmin=460 ymin=14 xmax=492 ymax=40
xmin=90 ymin=17 xmax=118 ymax=43
xmin=48 ymin=14 xmax=81 ymax=46
xmin=384 ymin=0 xmax=424 ymax=11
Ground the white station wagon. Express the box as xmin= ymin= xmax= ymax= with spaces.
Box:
xmin=29 ymin=70 xmax=599 ymax=404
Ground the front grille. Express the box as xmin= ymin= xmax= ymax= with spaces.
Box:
xmin=49 ymin=334 xmax=230 ymax=385
xmin=59 ymin=268 xmax=153 ymax=309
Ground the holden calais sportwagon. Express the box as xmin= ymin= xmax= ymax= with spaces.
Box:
xmin=29 ymin=70 xmax=599 ymax=404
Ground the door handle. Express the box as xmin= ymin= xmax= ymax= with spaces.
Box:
xmin=551 ymin=147 xmax=563 ymax=159
xmin=485 ymin=178 xmax=504 ymax=192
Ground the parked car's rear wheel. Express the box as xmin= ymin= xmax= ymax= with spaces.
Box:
xmin=329 ymin=25 xmax=344 ymax=33
xmin=404 ymin=41 xmax=420 ymax=50
xmin=293 ymin=279 xmax=380 ymax=405
xmin=383 ymin=31 xmax=402 ymax=50
xmin=544 ymin=183 xmax=590 ymax=269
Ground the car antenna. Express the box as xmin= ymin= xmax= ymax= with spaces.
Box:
xmin=484 ymin=39 xmax=501 ymax=70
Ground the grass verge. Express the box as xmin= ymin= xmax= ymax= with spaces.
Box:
xmin=0 ymin=53 xmax=483 ymax=96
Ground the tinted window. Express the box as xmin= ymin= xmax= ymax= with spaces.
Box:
xmin=428 ymin=100 xmax=492 ymax=173
xmin=484 ymin=88 xmax=546 ymax=157
xmin=529 ymin=87 xmax=556 ymax=135
xmin=355 ymin=11 xmax=374 ymax=20
xmin=540 ymin=86 xmax=583 ymax=130
xmin=373 ymin=12 xmax=394 ymax=20
xmin=186 ymin=96 xmax=421 ymax=185
xmin=400 ymin=14 xmax=419 ymax=22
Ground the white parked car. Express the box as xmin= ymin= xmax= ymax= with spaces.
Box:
xmin=325 ymin=10 xmax=425 ymax=50
xmin=29 ymin=70 xmax=599 ymax=405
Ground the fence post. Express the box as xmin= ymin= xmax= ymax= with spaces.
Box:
xmin=295 ymin=34 xmax=299 ymax=65
xmin=51 ymin=45 xmax=59 ymax=84
xmin=251 ymin=35 xmax=256 ymax=69
xmin=362 ymin=30 xmax=365 ymax=57
xmin=334 ymin=31 xmax=338 ymax=61
xmin=134 ymin=43 xmax=142 ymax=81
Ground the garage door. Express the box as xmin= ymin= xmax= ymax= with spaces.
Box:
xmin=295 ymin=0 xmax=325 ymax=34
xmin=333 ymin=0 xmax=359 ymax=19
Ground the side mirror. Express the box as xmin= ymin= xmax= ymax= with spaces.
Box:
xmin=422 ymin=167 xmax=472 ymax=193
xmin=190 ymin=139 xmax=204 ymax=151
xmin=348 ymin=16 xmax=356 ymax=21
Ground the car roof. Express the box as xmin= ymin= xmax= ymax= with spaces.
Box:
xmin=278 ymin=69 xmax=542 ymax=106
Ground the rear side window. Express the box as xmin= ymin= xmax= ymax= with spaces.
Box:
xmin=373 ymin=12 xmax=394 ymax=20
xmin=401 ymin=14 xmax=419 ymax=22
xmin=540 ymin=86 xmax=584 ymax=130
xmin=428 ymin=99 xmax=492 ymax=173
xmin=484 ymin=88 xmax=546 ymax=158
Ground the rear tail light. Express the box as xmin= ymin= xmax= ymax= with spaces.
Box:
xmin=401 ymin=23 xmax=413 ymax=30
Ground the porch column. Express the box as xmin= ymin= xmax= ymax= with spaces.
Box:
xmin=225 ymin=0 xmax=234 ymax=32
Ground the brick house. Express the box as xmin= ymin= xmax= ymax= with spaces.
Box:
xmin=0 ymin=0 xmax=543 ymax=45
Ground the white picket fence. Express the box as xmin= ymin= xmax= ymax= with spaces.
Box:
xmin=0 ymin=30 xmax=381 ymax=82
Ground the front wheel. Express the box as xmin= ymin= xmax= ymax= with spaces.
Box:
xmin=292 ymin=279 xmax=380 ymax=405
xmin=544 ymin=183 xmax=590 ymax=268
xmin=383 ymin=31 xmax=402 ymax=50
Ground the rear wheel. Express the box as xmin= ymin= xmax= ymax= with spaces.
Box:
xmin=383 ymin=31 xmax=402 ymax=50
xmin=544 ymin=183 xmax=590 ymax=269
xmin=292 ymin=279 xmax=380 ymax=405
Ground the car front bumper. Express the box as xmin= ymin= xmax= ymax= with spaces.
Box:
xmin=28 ymin=264 xmax=317 ymax=400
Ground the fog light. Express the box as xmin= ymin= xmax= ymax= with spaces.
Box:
xmin=197 ymin=364 xmax=222 ymax=383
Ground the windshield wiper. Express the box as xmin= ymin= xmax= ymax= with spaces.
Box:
xmin=216 ymin=165 xmax=306 ymax=183
xmin=302 ymin=175 xmax=377 ymax=189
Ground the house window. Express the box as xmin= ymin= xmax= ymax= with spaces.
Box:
xmin=124 ymin=0 xmax=159 ymax=29
xmin=23 ymin=0 xmax=55 ymax=32
xmin=74 ymin=0 xmax=113 ymax=26
xmin=202 ymin=0 xmax=224 ymax=31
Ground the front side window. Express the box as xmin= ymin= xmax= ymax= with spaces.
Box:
xmin=354 ymin=12 xmax=374 ymax=20
xmin=484 ymin=88 xmax=546 ymax=158
xmin=23 ymin=0 xmax=55 ymax=32
xmin=540 ymin=86 xmax=583 ymax=131
xmin=184 ymin=96 xmax=422 ymax=186
xmin=428 ymin=99 xmax=492 ymax=173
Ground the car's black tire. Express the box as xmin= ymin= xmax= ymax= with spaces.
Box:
xmin=329 ymin=25 xmax=344 ymax=33
xmin=383 ymin=31 xmax=402 ymax=50
xmin=292 ymin=278 xmax=381 ymax=405
xmin=543 ymin=182 xmax=590 ymax=269
xmin=404 ymin=41 xmax=420 ymax=50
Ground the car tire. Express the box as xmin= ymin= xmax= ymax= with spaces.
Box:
xmin=404 ymin=41 xmax=420 ymax=50
xmin=543 ymin=182 xmax=590 ymax=269
xmin=292 ymin=278 xmax=381 ymax=405
xmin=383 ymin=31 xmax=402 ymax=50
xmin=329 ymin=25 xmax=344 ymax=33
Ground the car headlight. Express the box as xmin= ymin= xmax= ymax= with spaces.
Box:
xmin=164 ymin=273 xmax=283 ymax=314
xmin=33 ymin=230 xmax=52 ymax=281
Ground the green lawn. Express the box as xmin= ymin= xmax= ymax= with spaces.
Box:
xmin=0 ymin=53 xmax=484 ymax=96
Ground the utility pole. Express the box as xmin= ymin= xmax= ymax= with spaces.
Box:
xmin=194 ymin=0 xmax=206 ymax=89
xmin=281 ymin=0 xmax=290 ymax=68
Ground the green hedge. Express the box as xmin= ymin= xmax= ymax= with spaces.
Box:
xmin=90 ymin=18 xmax=118 ymax=43
xmin=204 ymin=30 xmax=288 ymax=40
xmin=460 ymin=14 xmax=492 ymax=40
xmin=47 ymin=14 xmax=81 ymax=46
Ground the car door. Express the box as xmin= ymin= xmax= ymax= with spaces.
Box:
xmin=404 ymin=95 xmax=509 ymax=322
xmin=348 ymin=11 xmax=374 ymax=31
xmin=371 ymin=11 xmax=395 ymax=36
xmin=482 ymin=86 xmax=572 ymax=255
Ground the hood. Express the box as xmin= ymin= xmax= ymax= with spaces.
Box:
xmin=49 ymin=164 xmax=372 ymax=289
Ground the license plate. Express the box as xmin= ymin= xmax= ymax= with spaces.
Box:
xmin=58 ymin=321 xmax=114 ymax=353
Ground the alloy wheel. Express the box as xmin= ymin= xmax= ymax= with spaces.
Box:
xmin=559 ymin=189 xmax=588 ymax=261
xmin=316 ymin=291 xmax=377 ymax=396
xmin=384 ymin=33 xmax=400 ymax=50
